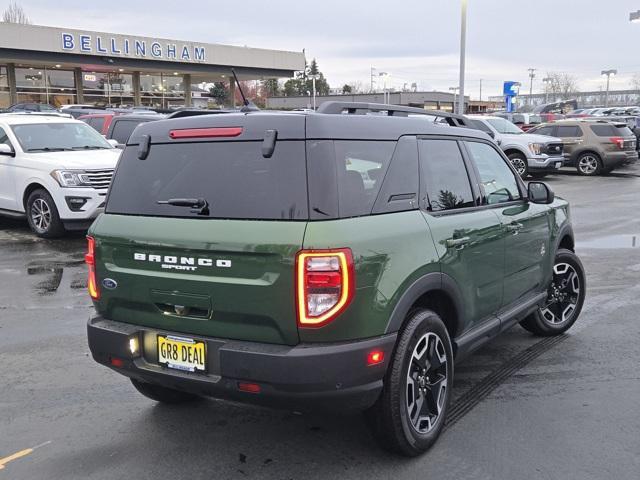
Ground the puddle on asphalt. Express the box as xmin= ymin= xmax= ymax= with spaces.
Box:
xmin=577 ymin=234 xmax=639 ymax=249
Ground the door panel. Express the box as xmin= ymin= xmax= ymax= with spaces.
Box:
xmin=422 ymin=210 xmax=504 ymax=330
xmin=496 ymin=202 xmax=551 ymax=306
xmin=418 ymin=138 xmax=504 ymax=332
xmin=0 ymin=126 xmax=17 ymax=210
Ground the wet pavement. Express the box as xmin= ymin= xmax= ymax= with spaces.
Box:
xmin=1 ymin=164 xmax=639 ymax=479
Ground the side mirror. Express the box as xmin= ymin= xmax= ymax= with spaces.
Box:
xmin=0 ymin=144 xmax=15 ymax=157
xmin=107 ymin=139 xmax=119 ymax=148
xmin=528 ymin=181 xmax=555 ymax=204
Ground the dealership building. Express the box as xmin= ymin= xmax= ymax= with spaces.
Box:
xmin=0 ymin=23 xmax=305 ymax=108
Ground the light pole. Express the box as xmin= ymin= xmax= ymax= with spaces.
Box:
xmin=309 ymin=74 xmax=320 ymax=110
xmin=630 ymin=10 xmax=640 ymax=22
xmin=528 ymin=68 xmax=536 ymax=105
xmin=542 ymin=77 xmax=551 ymax=103
xmin=458 ymin=0 xmax=467 ymax=114
xmin=601 ymin=69 xmax=617 ymax=107
xmin=378 ymin=72 xmax=390 ymax=103
xmin=449 ymin=86 xmax=459 ymax=113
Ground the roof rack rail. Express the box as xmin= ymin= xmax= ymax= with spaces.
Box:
xmin=316 ymin=101 xmax=469 ymax=127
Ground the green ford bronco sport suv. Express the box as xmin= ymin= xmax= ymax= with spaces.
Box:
xmin=86 ymin=102 xmax=586 ymax=456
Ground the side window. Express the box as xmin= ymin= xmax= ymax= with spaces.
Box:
xmin=372 ymin=136 xmax=419 ymax=214
xmin=93 ymin=117 xmax=106 ymax=133
xmin=469 ymin=119 xmax=493 ymax=135
xmin=532 ymin=125 xmax=554 ymax=136
xmin=556 ymin=125 xmax=582 ymax=137
xmin=465 ymin=141 xmax=522 ymax=205
xmin=418 ymin=139 xmax=475 ymax=212
xmin=334 ymin=140 xmax=396 ymax=217
xmin=111 ymin=120 xmax=141 ymax=144
xmin=0 ymin=126 xmax=11 ymax=147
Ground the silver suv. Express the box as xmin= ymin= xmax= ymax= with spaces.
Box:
xmin=467 ymin=115 xmax=564 ymax=178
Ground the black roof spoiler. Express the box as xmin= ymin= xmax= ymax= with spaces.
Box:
xmin=316 ymin=101 xmax=469 ymax=127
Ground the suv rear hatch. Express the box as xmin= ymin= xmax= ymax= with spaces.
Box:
xmin=89 ymin=114 xmax=307 ymax=346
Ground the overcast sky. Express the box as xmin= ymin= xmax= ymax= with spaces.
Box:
xmin=7 ymin=0 xmax=640 ymax=98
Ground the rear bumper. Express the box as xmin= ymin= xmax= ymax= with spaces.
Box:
xmin=87 ymin=315 xmax=396 ymax=412
xmin=603 ymin=151 xmax=638 ymax=168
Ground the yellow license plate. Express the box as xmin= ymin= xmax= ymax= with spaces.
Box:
xmin=157 ymin=335 xmax=206 ymax=372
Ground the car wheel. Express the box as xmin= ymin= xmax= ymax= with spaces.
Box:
xmin=520 ymin=248 xmax=586 ymax=336
xmin=26 ymin=189 xmax=66 ymax=238
xmin=508 ymin=153 xmax=529 ymax=178
xmin=366 ymin=309 xmax=453 ymax=456
xmin=576 ymin=152 xmax=602 ymax=176
xmin=130 ymin=378 xmax=201 ymax=404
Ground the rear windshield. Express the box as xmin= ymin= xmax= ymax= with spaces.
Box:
xmin=590 ymin=124 xmax=634 ymax=137
xmin=106 ymin=141 xmax=308 ymax=220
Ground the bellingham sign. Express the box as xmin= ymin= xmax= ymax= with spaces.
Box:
xmin=61 ymin=32 xmax=206 ymax=63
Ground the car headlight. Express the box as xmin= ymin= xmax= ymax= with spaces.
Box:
xmin=50 ymin=170 xmax=92 ymax=188
xmin=528 ymin=143 xmax=543 ymax=155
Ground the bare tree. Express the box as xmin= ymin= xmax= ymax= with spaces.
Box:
xmin=2 ymin=2 xmax=31 ymax=24
xmin=544 ymin=72 xmax=579 ymax=101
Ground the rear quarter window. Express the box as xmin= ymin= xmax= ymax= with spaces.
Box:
xmin=106 ymin=140 xmax=308 ymax=220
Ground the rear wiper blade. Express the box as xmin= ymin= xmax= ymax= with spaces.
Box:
xmin=157 ymin=198 xmax=210 ymax=216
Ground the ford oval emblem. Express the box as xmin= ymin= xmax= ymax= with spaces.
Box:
xmin=102 ymin=278 xmax=118 ymax=290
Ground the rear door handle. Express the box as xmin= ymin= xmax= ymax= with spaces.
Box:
xmin=506 ymin=222 xmax=523 ymax=234
xmin=446 ymin=236 xmax=471 ymax=249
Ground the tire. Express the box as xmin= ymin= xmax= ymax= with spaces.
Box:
xmin=576 ymin=152 xmax=603 ymax=176
xmin=130 ymin=378 xmax=201 ymax=404
xmin=520 ymin=248 xmax=586 ymax=336
xmin=529 ymin=172 xmax=548 ymax=179
xmin=366 ymin=309 xmax=454 ymax=456
xmin=508 ymin=152 xmax=529 ymax=178
xmin=25 ymin=189 xmax=66 ymax=238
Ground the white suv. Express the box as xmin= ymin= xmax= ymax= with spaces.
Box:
xmin=0 ymin=114 xmax=121 ymax=237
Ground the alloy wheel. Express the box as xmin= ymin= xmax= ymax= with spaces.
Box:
xmin=578 ymin=155 xmax=598 ymax=174
xmin=540 ymin=262 xmax=581 ymax=325
xmin=510 ymin=157 xmax=527 ymax=176
xmin=30 ymin=198 xmax=52 ymax=233
xmin=406 ymin=332 xmax=448 ymax=434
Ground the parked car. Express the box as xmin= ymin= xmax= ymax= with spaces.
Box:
xmin=105 ymin=113 xmax=165 ymax=146
xmin=0 ymin=113 xmax=121 ymax=237
xmin=3 ymin=102 xmax=59 ymax=113
xmin=528 ymin=119 xmax=638 ymax=175
xmin=467 ymin=115 xmax=564 ymax=178
xmin=63 ymin=107 xmax=109 ymax=119
xmin=78 ymin=112 xmax=118 ymax=135
xmin=493 ymin=112 xmax=543 ymax=131
xmin=85 ymin=102 xmax=585 ymax=456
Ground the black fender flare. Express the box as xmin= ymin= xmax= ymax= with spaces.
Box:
xmin=384 ymin=272 xmax=465 ymax=339
xmin=554 ymin=222 xmax=574 ymax=253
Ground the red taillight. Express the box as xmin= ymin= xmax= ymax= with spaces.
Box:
xmin=610 ymin=136 xmax=625 ymax=149
xmin=367 ymin=350 xmax=384 ymax=366
xmin=238 ymin=382 xmax=261 ymax=394
xmin=86 ymin=236 xmax=99 ymax=300
xmin=296 ymin=248 xmax=354 ymax=328
xmin=169 ymin=127 xmax=243 ymax=139
xmin=110 ymin=357 xmax=124 ymax=368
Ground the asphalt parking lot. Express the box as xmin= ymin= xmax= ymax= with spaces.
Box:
xmin=1 ymin=165 xmax=639 ymax=480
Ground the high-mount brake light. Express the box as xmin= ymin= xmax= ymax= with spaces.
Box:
xmin=85 ymin=236 xmax=100 ymax=300
xmin=296 ymin=248 xmax=354 ymax=328
xmin=169 ymin=127 xmax=243 ymax=139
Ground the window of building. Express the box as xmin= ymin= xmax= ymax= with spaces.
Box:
xmin=0 ymin=66 xmax=9 ymax=108
xmin=14 ymin=66 xmax=77 ymax=108
xmin=83 ymin=72 xmax=133 ymax=107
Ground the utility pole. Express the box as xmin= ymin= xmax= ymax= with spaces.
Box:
xmin=479 ymin=79 xmax=482 ymax=102
xmin=458 ymin=0 xmax=467 ymax=114
xmin=370 ymin=67 xmax=375 ymax=93
xmin=528 ymin=68 xmax=536 ymax=105
xmin=309 ymin=74 xmax=320 ymax=110
xmin=601 ymin=69 xmax=617 ymax=107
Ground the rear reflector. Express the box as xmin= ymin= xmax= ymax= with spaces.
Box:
xmin=169 ymin=127 xmax=243 ymax=139
xmin=296 ymin=248 xmax=354 ymax=328
xmin=110 ymin=357 xmax=124 ymax=368
xmin=367 ymin=350 xmax=384 ymax=366
xmin=238 ymin=382 xmax=261 ymax=394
